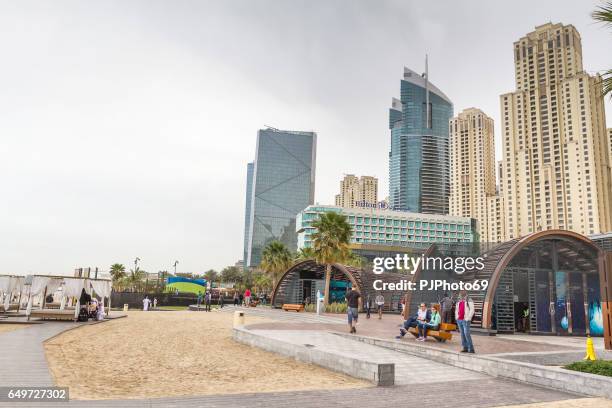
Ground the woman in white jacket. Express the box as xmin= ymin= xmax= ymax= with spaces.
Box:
xmin=455 ymin=290 xmax=475 ymax=353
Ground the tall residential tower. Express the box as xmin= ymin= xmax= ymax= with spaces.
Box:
xmin=389 ymin=65 xmax=453 ymax=214
xmin=244 ymin=128 xmax=317 ymax=268
xmin=335 ymin=174 xmax=378 ymax=208
xmin=449 ymin=108 xmax=498 ymax=242
xmin=501 ymin=23 xmax=612 ymax=238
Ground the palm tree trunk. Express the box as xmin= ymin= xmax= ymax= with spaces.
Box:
xmin=323 ymin=263 xmax=331 ymax=305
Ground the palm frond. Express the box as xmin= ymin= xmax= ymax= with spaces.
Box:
xmin=601 ymin=69 xmax=612 ymax=99
xmin=592 ymin=1 xmax=612 ymax=27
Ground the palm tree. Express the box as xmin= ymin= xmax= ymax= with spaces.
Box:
xmin=260 ymin=241 xmax=293 ymax=288
xmin=220 ymin=266 xmax=243 ymax=284
xmin=295 ymin=247 xmax=315 ymax=262
xmin=252 ymin=271 xmax=273 ymax=293
xmin=127 ymin=267 xmax=145 ymax=292
xmin=345 ymin=252 xmax=365 ymax=269
xmin=310 ymin=212 xmax=352 ymax=305
xmin=593 ymin=1 xmax=612 ymax=98
xmin=109 ymin=263 xmax=126 ymax=290
xmin=203 ymin=269 xmax=218 ymax=284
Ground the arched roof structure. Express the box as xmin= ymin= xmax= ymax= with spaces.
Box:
xmin=473 ymin=230 xmax=604 ymax=329
xmin=271 ymin=259 xmax=409 ymax=309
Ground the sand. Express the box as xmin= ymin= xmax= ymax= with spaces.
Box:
xmin=0 ymin=324 xmax=30 ymax=334
xmin=45 ymin=311 xmax=368 ymax=400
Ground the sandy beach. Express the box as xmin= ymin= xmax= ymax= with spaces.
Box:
xmin=45 ymin=310 xmax=368 ymax=400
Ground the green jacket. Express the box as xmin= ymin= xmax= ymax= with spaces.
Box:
xmin=429 ymin=311 xmax=441 ymax=327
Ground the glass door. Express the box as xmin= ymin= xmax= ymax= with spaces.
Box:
xmin=554 ymin=271 xmax=569 ymax=334
xmin=568 ymin=272 xmax=586 ymax=335
xmin=534 ymin=270 xmax=552 ymax=333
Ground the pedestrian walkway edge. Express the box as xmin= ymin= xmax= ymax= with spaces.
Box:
xmin=336 ymin=332 xmax=612 ymax=398
xmin=232 ymin=326 xmax=394 ymax=386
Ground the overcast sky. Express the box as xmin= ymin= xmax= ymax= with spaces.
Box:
xmin=1 ymin=0 xmax=610 ymax=276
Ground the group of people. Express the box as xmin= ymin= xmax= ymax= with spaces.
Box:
xmin=342 ymin=287 xmax=476 ymax=353
xmin=78 ymin=288 xmax=105 ymax=321
xmin=397 ymin=290 xmax=475 ymax=353
xmin=196 ymin=291 xmax=214 ymax=311
xmin=142 ymin=296 xmax=157 ymax=311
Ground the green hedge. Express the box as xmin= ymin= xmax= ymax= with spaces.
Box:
xmin=565 ymin=360 xmax=612 ymax=377
xmin=303 ymin=302 xmax=347 ymax=314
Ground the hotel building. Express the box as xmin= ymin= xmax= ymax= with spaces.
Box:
xmin=334 ymin=174 xmax=378 ymax=208
xmin=296 ymin=205 xmax=474 ymax=250
xmin=500 ymin=23 xmax=612 ymax=239
xmin=244 ymin=128 xmax=317 ymax=267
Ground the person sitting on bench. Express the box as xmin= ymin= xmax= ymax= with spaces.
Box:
xmin=397 ymin=303 xmax=430 ymax=338
xmin=416 ymin=304 xmax=441 ymax=341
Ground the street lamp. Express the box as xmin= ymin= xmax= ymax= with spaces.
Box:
xmin=173 ymin=260 xmax=179 ymax=275
xmin=135 ymin=257 xmax=141 ymax=271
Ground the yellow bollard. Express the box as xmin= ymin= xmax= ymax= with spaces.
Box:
xmin=584 ymin=335 xmax=597 ymax=361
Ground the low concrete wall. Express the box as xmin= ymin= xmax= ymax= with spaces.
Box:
xmin=233 ymin=327 xmax=394 ymax=386
xmin=341 ymin=333 xmax=612 ymax=398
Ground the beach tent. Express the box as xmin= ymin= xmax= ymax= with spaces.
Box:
xmin=24 ymin=275 xmax=112 ymax=321
xmin=0 ymin=275 xmax=25 ymax=313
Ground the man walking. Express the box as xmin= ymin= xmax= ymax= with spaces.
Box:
xmin=197 ymin=291 xmax=203 ymax=308
xmin=218 ymin=292 xmax=224 ymax=309
xmin=244 ymin=288 xmax=251 ymax=307
xmin=440 ymin=293 xmax=454 ymax=323
xmin=204 ymin=291 xmax=212 ymax=312
xmin=456 ymin=290 xmax=475 ymax=353
xmin=345 ymin=286 xmax=361 ymax=334
xmin=375 ymin=292 xmax=385 ymax=319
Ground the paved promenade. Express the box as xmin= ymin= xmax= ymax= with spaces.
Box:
xmin=0 ymin=378 xmax=579 ymax=408
xmin=248 ymin=329 xmax=484 ymax=385
xmin=0 ymin=307 xmax=604 ymax=407
xmin=0 ymin=322 xmax=85 ymax=387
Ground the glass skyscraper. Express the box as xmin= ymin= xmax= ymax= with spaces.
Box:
xmin=242 ymin=162 xmax=254 ymax=269
xmin=244 ymin=128 xmax=317 ymax=268
xmin=389 ymin=66 xmax=453 ymax=214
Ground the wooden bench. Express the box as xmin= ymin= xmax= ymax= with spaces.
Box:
xmin=282 ymin=303 xmax=304 ymax=312
xmin=408 ymin=322 xmax=456 ymax=342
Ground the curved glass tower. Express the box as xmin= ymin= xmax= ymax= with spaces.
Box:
xmin=389 ymin=66 xmax=453 ymax=214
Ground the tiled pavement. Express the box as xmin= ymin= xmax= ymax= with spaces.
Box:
xmin=248 ymin=329 xmax=484 ymax=385
xmin=0 ymin=379 xmax=579 ymax=408
xmin=220 ymin=305 xmax=346 ymax=324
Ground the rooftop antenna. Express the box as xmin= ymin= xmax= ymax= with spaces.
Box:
xmin=425 ymin=54 xmax=430 ymax=129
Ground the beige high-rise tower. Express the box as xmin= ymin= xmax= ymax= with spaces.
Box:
xmin=501 ymin=23 xmax=612 ymax=239
xmin=450 ymin=108 xmax=499 ymax=242
xmin=335 ymin=175 xmax=378 ymax=208
xmin=608 ymin=128 xmax=612 ymax=171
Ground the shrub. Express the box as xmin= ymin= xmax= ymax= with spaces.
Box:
xmin=565 ymin=360 xmax=612 ymax=377
xmin=304 ymin=303 xmax=315 ymax=313
xmin=327 ymin=302 xmax=347 ymax=314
